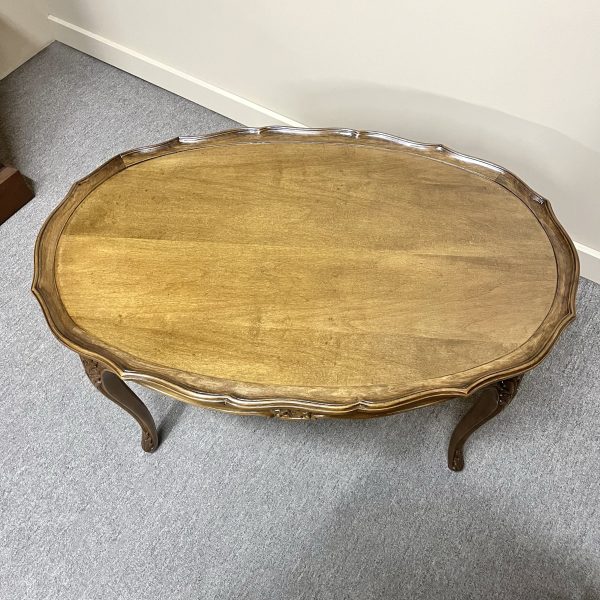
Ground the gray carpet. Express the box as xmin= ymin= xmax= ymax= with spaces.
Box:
xmin=1 ymin=42 xmax=599 ymax=600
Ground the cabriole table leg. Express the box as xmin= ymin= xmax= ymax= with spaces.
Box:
xmin=448 ymin=375 xmax=523 ymax=471
xmin=80 ymin=356 xmax=158 ymax=452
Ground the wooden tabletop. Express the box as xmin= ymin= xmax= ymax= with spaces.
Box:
xmin=33 ymin=128 xmax=578 ymax=415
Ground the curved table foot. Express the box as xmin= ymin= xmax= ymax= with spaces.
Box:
xmin=448 ymin=375 xmax=523 ymax=471
xmin=81 ymin=356 xmax=159 ymax=452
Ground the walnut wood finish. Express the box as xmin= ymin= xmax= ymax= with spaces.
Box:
xmin=32 ymin=127 xmax=579 ymax=468
xmin=0 ymin=164 xmax=34 ymax=225
xmin=448 ymin=374 xmax=523 ymax=471
xmin=81 ymin=356 xmax=158 ymax=452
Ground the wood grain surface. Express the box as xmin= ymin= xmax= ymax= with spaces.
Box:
xmin=33 ymin=128 xmax=579 ymax=413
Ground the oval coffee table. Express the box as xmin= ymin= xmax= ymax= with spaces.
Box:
xmin=32 ymin=127 xmax=579 ymax=470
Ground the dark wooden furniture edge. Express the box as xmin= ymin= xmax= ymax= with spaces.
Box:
xmin=0 ymin=164 xmax=34 ymax=225
xmin=31 ymin=126 xmax=580 ymax=416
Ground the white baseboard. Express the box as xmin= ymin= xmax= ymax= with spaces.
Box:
xmin=574 ymin=242 xmax=600 ymax=285
xmin=47 ymin=15 xmax=600 ymax=283
xmin=47 ymin=15 xmax=305 ymax=128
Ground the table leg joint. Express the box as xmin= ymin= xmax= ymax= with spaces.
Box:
xmin=80 ymin=356 xmax=159 ymax=452
xmin=448 ymin=374 xmax=523 ymax=471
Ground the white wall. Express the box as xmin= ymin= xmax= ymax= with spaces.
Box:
xmin=0 ymin=0 xmax=52 ymax=79
xmin=48 ymin=0 xmax=600 ymax=281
